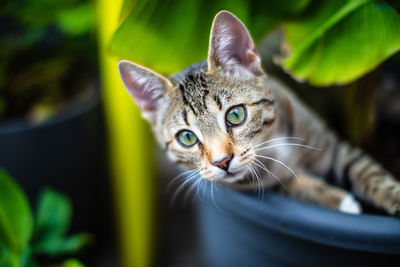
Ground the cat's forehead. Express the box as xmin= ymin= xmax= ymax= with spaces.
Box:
xmin=176 ymin=72 xmax=212 ymax=116
xmin=169 ymin=66 xmax=256 ymax=105
xmin=162 ymin=74 xmax=259 ymax=133
xmin=163 ymin=73 xmax=220 ymax=133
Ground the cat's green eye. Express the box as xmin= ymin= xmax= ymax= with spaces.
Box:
xmin=177 ymin=130 xmax=198 ymax=147
xmin=226 ymin=105 xmax=247 ymax=126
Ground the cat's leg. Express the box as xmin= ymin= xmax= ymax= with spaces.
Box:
xmin=283 ymin=174 xmax=361 ymax=214
xmin=333 ymin=143 xmax=400 ymax=215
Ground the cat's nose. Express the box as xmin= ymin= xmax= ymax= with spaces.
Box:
xmin=212 ymin=154 xmax=233 ymax=171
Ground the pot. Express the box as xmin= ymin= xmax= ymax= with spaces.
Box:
xmin=0 ymin=92 xmax=117 ymax=265
xmin=197 ymin=184 xmax=400 ymax=267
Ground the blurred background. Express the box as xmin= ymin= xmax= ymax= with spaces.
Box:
xmin=0 ymin=0 xmax=399 ymax=266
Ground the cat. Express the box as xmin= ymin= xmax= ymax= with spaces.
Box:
xmin=118 ymin=10 xmax=400 ymax=215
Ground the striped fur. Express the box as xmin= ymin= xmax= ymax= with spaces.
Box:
xmin=118 ymin=11 xmax=400 ymax=215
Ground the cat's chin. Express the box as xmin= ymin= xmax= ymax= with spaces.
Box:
xmin=221 ymin=176 xmax=244 ymax=183
xmin=224 ymin=171 xmax=280 ymax=190
xmin=218 ymin=170 xmax=249 ymax=184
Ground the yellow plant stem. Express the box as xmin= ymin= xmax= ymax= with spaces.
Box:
xmin=96 ymin=0 xmax=156 ymax=266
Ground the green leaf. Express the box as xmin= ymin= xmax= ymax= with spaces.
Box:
xmin=33 ymin=189 xmax=92 ymax=257
xmin=33 ymin=189 xmax=72 ymax=246
xmin=56 ymin=3 xmax=94 ymax=36
xmin=282 ymin=0 xmax=400 ymax=86
xmin=0 ymin=247 xmax=20 ymax=267
xmin=34 ymin=233 xmax=92 ymax=256
xmin=0 ymin=169 xmax=33 ymax=253
xmin=13 ymin=0 xmax=82 ymax=28
xmin=111 ymin=0 xmax=310 ymax=74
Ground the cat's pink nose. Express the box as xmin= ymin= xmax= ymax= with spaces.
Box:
xmin=212 ymin=155 xmax=233 ymax=171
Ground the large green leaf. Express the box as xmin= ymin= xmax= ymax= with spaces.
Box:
xmin=0 ymin=169 xmax=33 ymax=253
xmin=110 ymin=0 xmax=310 ymax=74
xmin=33 ymin=189 xmax=72 ymax=245
xmin=282 ymin=0 xmax=400 ymax=86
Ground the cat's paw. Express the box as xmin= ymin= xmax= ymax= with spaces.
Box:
xmin=339 ymin=194 xmax=362 ymax=214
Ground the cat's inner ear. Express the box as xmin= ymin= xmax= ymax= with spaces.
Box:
xmin=208 ymin=11 xmax=262 ymax=76
xmin=118 ymin=60 xmax=172 ymax=121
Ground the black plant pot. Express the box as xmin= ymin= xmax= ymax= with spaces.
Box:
xmin=0 ymin=94 xmax=117 ymax=265
xmin=197 ymin=184 xmax=400 ymax=267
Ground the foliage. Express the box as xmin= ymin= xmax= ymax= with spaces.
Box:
xmin=0 ymin=169 xmax=90 ymax=267
xmin=0 ymin=0 xmax=96 ymax=123
xmin=110 ymin=0 xmax=310 ymax=74
xmin=282 ymin=0 xmax=400 ymax=86
xmin=110 ymin=0 xmax=400 ymax=86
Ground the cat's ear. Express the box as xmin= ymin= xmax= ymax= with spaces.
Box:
xmin=208 ymin=11 xmax=262 ymax=76
xmin=118 ymin=60 xmax=172 ymax=122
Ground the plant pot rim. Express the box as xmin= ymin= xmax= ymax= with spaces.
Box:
xmin=208 ymin=186 xmax=400 ymax=254
xmin=0 ymin=91 xmax=100 ymax=135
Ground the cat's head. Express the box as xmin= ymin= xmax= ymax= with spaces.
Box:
xmin=118 ymin=11 xmax=276 ymax=185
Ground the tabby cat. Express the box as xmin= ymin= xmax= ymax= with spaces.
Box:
xmin=118 ymin=11 xmax=400 ymax=215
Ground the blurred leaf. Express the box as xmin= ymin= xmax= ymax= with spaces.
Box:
xmin=111 ymin=0 xmax=310 ymax=74
xmin=19 ymin=246 xmax=34 ymax=267
xmin=57 ymin=3 xmax=94 ymax=36
xmin=34 ymin=233 xmax=92 ymax=256
xmin=33 ymin=190 xmax=91 ymax=257
xmin=0 ymin=169 xmax=33 ymax=253
xmin=0 ymin=246 xmax=19 ymax=267
xmin=63 ymin=258 xmax=86 ymax=267
xmin=282 ymin=0 xmax=400 ymax=86
xmin=118 ymin=0 xmax=138 ymax=23
xmin=283 ymin=0 xmax=356 ymax=46
xmin=13 ymin=0 xmax=82 ymax=27
xmin=33 ymin=189 xmax=72 ymax=246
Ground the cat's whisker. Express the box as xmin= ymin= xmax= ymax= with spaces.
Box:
xmin=252 ymin=137 xmax=305 ymax=149
xmin=246 ymin=166 xmax=253 ymax=183
xmin=191 ymin=170 xmax=210 ymax=202
xmin=171 ymin=178 xmax=198 ymax=205
xmin=201 ymin=179 xmax=208 ymax=199
xmin=184 ymin=175 xmax=203 ymax=203
xmin=248 ymin=163 xmax=263 ymax=200
xmin=244 ymin=165 xmax=253 ymax=185
xmin=195 ymin=178 xmax=205 ymax=201
xmin=254 ymin=154 xmax=298 ymax=181
xmin=210 ymin=182 xmax=225 ymax=213
xmin=247 ymin=164 xmax=258 ymax=194
xmin=252 ymin=163 xmax=264 ymax=201
xmin=246 ymin=165 xmax=258 ymax=191
xmin=192 ymin=171 xmax=208 ymax=201
xmin=167 ymin=169 xmax=197 ymax=193
xmin=209 ymin=181 xmax=228 ymax=213
xmin=251 ymin=158 xmax=287 ymax=191
xmin=215 ymin=182 xmax=223 ymax=192
xmin=171 ymin=171 xmax=200 ymax=206
xmin=253 ymin=142 xmax=321 ymax=152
